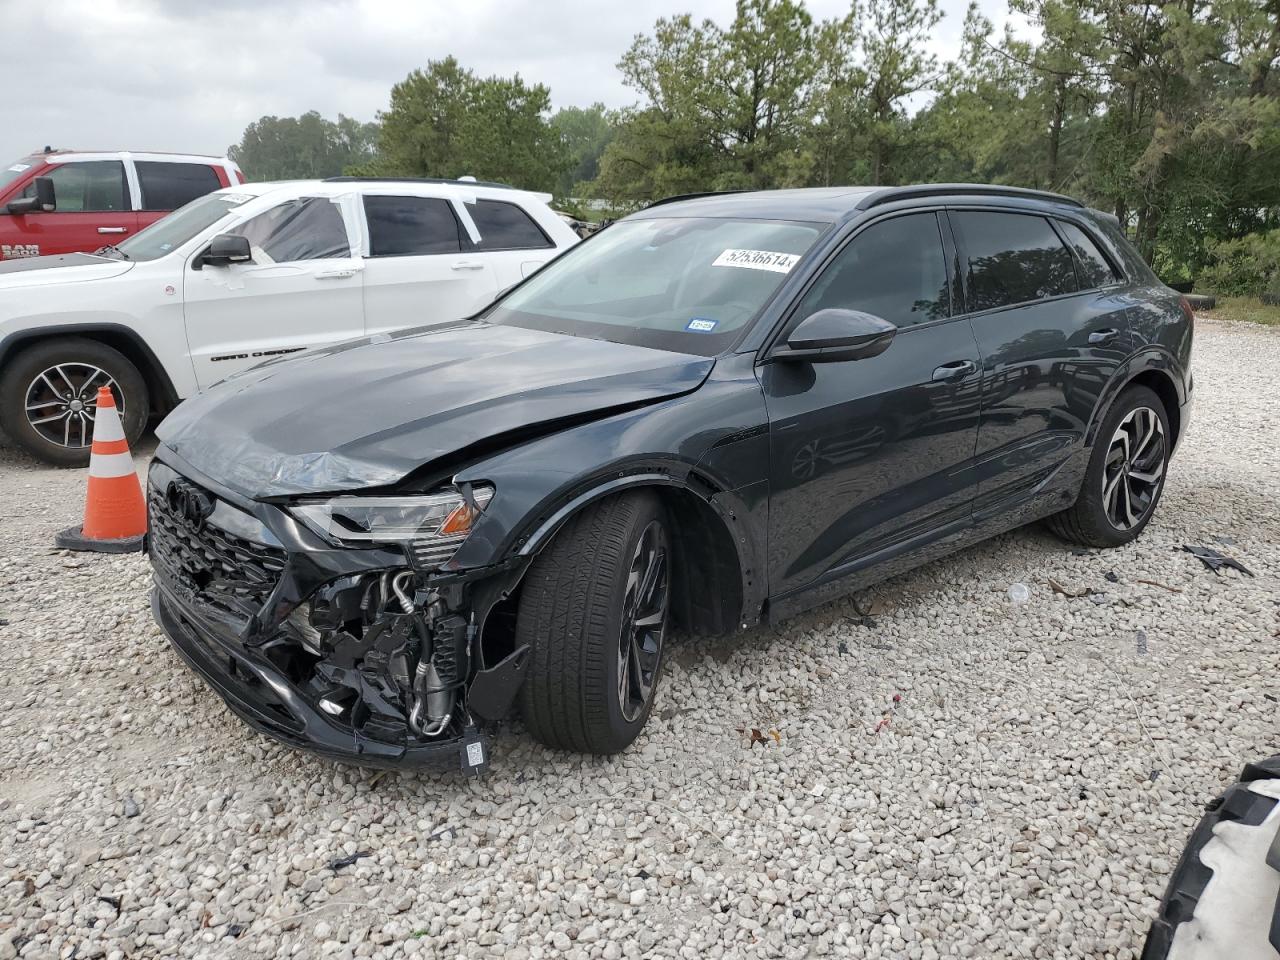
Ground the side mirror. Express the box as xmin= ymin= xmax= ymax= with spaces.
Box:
xmin=201 ymin=233 xmax=252 ymax=267
xmin=774 ymin=308 xmax=897 ymax=363
xmin=6 ymin=176 xmax=55 ymax=215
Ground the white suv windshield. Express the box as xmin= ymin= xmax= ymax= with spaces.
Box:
xmin=487 ymin=217 xmax=824 ymax=356
xmin=112 ymin=193 xmax=252 ymax=261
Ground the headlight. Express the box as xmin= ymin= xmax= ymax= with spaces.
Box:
xmin=290 ymin=485 xmax=494 ymax=568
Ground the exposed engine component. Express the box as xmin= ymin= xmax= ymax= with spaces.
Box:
xmin=286 ymin=568 xmax=475 ymax=745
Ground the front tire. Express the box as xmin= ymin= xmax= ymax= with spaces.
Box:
xmin=0 ymin=338 xmax=149 ymax=467
xmin=517 ymin=491 xmax=671 ymax=754
xmin=1047 ymin=384 xmax=1170 ymax=547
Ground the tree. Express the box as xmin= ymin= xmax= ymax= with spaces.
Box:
xmin=858 ymin=0 xmax=945 ymax=184
xmin=363 ymin=57 xmax=568 ymax=193
xmin=337 ymin=0 xmax=1278 ymax=287
xmin=550 ymin=104 xmax=613 ymax=198
xmin=591 ymin=1 xmax=820 ymax=204
xmin=228 ymin=111 xmax=379 ymax=180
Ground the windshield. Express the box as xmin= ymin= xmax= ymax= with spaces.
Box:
xmin=486 ymin=216 xmax=825 ymax=355
xmin=0 ymin=158 xmax=39 ymax=195
xmin=113 ymin=192 xmax=252 ymax=261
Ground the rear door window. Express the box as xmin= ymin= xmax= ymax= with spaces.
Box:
xmin=136 ymin=161 xmax=222 ymax=210
xmin=1057 ymin=221 xmax=1120 ymax=289
xmin=951 ymin=211 xmax=1078 ymax=312
xmin=468 ymin=199 xmax=551 ymax=250
xmin=363 ymin=196 xmax=462 ymax=256
xmin=228 ymin=198 xmax=351 ymax=262
xmin=23 ymin=160 xmax=127 ymax=212
xmin=795 ymin=212 xmax=950 ymax=329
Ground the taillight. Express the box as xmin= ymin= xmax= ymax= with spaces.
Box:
xmin=1178 ymin=295 xmax=1195 ymax=332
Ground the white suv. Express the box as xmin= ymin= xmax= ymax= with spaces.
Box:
xmin=0 ymin=177 xmax=579 ymax=465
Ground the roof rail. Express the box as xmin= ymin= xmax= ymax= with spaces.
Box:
xmin=857 ymin=183 xmax=1084 ymax=210
xmin=646 ymin=190 xmax=746 ymax=209
xmin=322 ymin=176 xmax=519 ymax=191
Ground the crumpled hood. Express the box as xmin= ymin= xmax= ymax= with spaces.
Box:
xmin=157 ymin=321 xmax=714 ymax=498
xmin=0 ymin=252 xmax=133 ymax=288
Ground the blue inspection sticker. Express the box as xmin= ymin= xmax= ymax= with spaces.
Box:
xmin=686 ymin=317 xmax=718 ymax=333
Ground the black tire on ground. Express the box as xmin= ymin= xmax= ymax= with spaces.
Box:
xmin=1141 ymin=755 xmax=1280 ymax=959
xmin=516 ymin=490 xmax=670 ymax=754
xmin=0 ymin=337 xmax=149 ymax=467
xmin=1046 ymin=384 xmax=1170 ymax=548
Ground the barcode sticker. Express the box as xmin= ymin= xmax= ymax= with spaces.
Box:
xmin=466 ymin=741 xmax=485 ymax=767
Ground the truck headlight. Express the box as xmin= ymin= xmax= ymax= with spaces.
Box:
xmin=291 ymin=485 xmax=494 ymax=568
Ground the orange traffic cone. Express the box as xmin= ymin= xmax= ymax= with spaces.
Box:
xmin=55 ymin=386 xmax=147 ymax=553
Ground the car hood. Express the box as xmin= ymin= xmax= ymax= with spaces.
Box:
xmin=0 ymin=252 xmax=133 ymax=288
xmin=156 ymin=321 xmax=715 ymax=498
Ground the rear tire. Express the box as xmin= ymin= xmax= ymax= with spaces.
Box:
xmin=1047 ymin=384 xmax=1170 ymax=547
xmin=516 ymin=491 xmax=670 ymax=754
xmin=0 ymin=337 xmax=149 ymax=467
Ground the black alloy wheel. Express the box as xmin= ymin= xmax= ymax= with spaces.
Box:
xmin=517 ymin=491 xmax=672 ymax=754
xmin=1046 ymin=384 xmax=1171 ymax=547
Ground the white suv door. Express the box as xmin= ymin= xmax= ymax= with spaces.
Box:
xmin=359 ymin=193 xmax=498 ymax=335
xmin=182 ymin=196 xmax=365 ymax=388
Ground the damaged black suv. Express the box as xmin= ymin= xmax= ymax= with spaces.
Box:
xmin=148 ymin=184 xmax=1193 ymax=770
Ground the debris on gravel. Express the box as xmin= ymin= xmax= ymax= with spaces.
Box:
xmin=1 ymin=319 xmax=1277 ymax=959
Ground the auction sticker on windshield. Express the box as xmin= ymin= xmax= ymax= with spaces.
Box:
xmin=712 ymin=249 xmax=800 ymax=273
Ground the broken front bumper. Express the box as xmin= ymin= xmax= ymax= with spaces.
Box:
xmin=146 ymin=455 xmax=525 ymax=771
xmin=152 ymin=585 xmax=480 ymax=769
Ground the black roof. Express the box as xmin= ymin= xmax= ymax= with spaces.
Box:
xmin=633 ymin=183 xmax=1084 ymax=223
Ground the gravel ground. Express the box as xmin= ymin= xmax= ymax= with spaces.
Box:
xmin=1 ymin=318 xmax=1277 ymax=960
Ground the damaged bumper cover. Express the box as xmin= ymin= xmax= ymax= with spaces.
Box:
xmin=151 ymin=587 xmax=479 ymax=768
xmin=146 ymin=457 xmax=528 ymax=771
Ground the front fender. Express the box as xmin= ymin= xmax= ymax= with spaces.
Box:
xmin=445 ymin=354 xmax=771 ymax=624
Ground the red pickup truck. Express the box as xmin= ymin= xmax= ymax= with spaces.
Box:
xmin=0 ymin=149 xmax=244 ymax=259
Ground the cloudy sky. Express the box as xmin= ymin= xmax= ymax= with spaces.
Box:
xmin=2 ymin=0 xmax=1024 ymax=165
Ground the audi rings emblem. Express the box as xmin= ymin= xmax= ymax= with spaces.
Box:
xmin=166 ymin=480 xmax=214 ymax=532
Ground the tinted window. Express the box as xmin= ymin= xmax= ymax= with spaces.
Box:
xmin=23 ymin=160 xmax=127 ymax=212
xmin=796 ymin=212 xmax=949 ymax=329
xmin=229 ymin=198 xmax=350 ymax=262
xmin=469 ymin=199 xmax=551 ymax=250
xmin=952 ymin=212 xmax=1077 ymax=311
xmin=364 ymin=196 xmax=461 ymax=256
xmin=136 ymin=161 xmax=221 ymax=210
xmin=1057 ymin=220 xmax=1119 ymax=289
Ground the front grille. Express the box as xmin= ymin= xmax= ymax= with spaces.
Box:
xmin=149 ymin=483 xmax=287 ymax=620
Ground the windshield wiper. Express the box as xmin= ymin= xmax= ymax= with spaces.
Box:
xmin=94 ymin=244 xmax=130 ymax=261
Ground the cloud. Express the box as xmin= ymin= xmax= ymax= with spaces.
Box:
xmin=0 ymin=0 xmax=1025 ymax=165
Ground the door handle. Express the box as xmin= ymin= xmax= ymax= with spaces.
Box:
xmin=1088 ymin=327 xmax=1119 ymax=345
xmin=97 ymin=226 xmax=127 ymax=234
xmin=451 ymin=260 xmax=484 ymax=271
xmin=932 ymin=359 xmax=977 ymax=382
xmin=315 ymin=268 xmax=361 ymax=279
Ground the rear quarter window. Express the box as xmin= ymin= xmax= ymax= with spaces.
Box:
xmin=1057 ymin=220 xmax=1121 ymax=288
xmin=468 ymin=199 xmax=552 ymax=251
xmin=136 ymin=161 xmax=223 ymax=210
